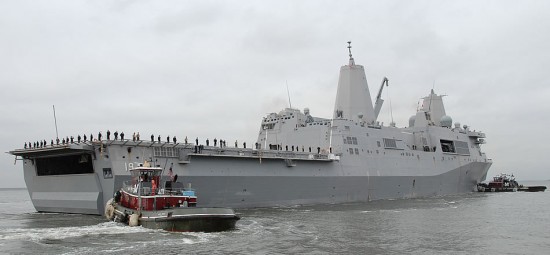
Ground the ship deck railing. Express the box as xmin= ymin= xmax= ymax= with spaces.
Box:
xmin=178 ymin=146 xmax=337 ymax=162
xmin=9 ymin=140 xmax=339 ymax=162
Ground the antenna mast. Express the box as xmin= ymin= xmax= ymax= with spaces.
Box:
xmin=387 ymin=86 xmax=395 ymax=126
xmin=347 ymin=41 xmax=355 ymax=65
xmin=53 ymin=105 xmax=59 ymax=139
xmin=286 ymin=81 xmax=292 ymax=109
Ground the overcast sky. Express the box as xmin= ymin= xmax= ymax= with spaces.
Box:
xmin=1 ymin=0 xmax=549 ymax=188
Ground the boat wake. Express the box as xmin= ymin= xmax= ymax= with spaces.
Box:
xmin=0 ymin=221 xmax=152 ymax=243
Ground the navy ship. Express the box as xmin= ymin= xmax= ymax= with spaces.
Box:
xmin=9 ymin=43 xmax=492 ymax=215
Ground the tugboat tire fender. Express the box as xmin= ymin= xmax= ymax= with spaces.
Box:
xmin=105 ymin=198 xmax=115 ymax=220
xmin=129 ymin=213 xmax=140 ymax=227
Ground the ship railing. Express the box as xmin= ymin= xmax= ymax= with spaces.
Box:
xmin=121 ymin=181 xmax=195 ymax=196
xmin=467 ymin=131 xmax=486 ymax=138
xmin=122 ymin=181 xmax=142 ymax=195
xmin=160 ymin=187 xmax=196 ymax=196
xmin=121 ymin=181 xmax=153 ymax=196
xmin=181 ymin=146 xmax=331 ymax=160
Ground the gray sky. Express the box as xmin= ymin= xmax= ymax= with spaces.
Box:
xmin=1 ymin=0 xmax=549 ymax=188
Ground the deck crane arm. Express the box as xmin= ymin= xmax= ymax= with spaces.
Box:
xmin=374 ymin=77 xmax=389 ymax=120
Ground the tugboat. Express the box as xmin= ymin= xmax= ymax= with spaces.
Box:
xmin=477 ymin=174 xmax=519 ymax=192
xmin=477 ymin=173 xmax=546 ymax=192
xmin=104 ymin=163 xmax=240 ymax=232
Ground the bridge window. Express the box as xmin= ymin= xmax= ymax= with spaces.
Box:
xmin=455 ymin=141 xmax=470 ymax=155
xmin=440 ymin=140 xmax=456 ymax=153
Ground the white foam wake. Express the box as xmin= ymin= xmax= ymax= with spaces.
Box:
xmin=0 ymin=221 xmax=152 ymax=242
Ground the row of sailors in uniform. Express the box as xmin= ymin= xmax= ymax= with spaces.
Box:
xmin=23 ymin=131 xmax=326 ymax=154
xmin=22 ymin=130 xmax=247 ymax=150
xmin=24 ymin=134 xmax=97 ymax=149
xmin=267 ymin=144 xmax=326 ymax=154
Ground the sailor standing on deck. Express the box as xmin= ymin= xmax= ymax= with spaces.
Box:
xmin=107 ymin=130 xmax=110 ymax=140
xmin=114 ymin=131 xmax=118 ymax=140
xmin=151 ymin=134 xmax=154 ymax=142
xmin=120 ymin=132 xmax=124 ymax=140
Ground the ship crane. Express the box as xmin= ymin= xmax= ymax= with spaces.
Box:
xmin=373 ymin=76 xmax=389 ymax=120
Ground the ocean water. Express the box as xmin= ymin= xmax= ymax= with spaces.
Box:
xmin=1 ymin=182 xmax=549 ymax=255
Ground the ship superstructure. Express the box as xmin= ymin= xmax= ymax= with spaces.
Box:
xmin=9 ymin=44 xmax=491 ymax=215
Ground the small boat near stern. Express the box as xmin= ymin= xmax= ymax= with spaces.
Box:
xmin=477 ymin=173 xmax=546 ymax=192
xmin=105 ymin=164 xmax=240 ymax=232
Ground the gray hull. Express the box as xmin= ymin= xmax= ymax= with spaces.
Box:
xmin=15 ymin=143 xmax=490 ymax=215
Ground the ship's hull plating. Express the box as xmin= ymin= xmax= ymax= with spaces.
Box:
xmin=20 ymin=155 xmax=490 ymax=215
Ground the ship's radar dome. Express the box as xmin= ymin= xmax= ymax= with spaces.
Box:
xmin=440 ymin=115 xmax=452 ymax=128
xmin=454 ymin=122 xmax=461 ymax=129
xmin=409 ymin=115 xmax=416 ymax=127
xmin=357 ymin=112 xmax=364 ymax=119
xmin=304 ymin=108 xmax=310 ymax=115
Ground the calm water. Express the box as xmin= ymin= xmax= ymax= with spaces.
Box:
xmin=1 ymin=182 xmax=549 ymax=254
